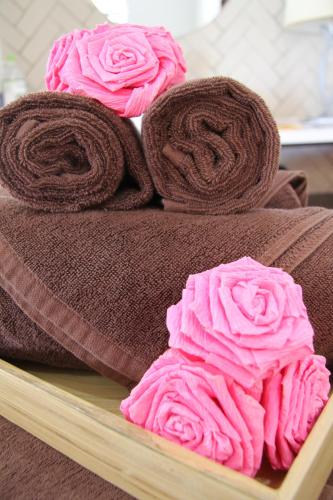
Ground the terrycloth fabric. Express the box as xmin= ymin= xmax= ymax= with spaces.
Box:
xmin=142 ymin=77 xmax=280 ymax=215
xmin=263 ymin=170 xmax=308 ymax=209
xmin=0 ymin=92 xmax=153 ymax=212
xmin=0 ymin=416 xmax=132 ymax=500
xmin=0 ymin=199 xmax=332 ymax=383
xmin=0 ymin=287 xmax=86 ymax=369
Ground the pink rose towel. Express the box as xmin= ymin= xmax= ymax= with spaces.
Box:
xmin=45 ymin=23 xmax=186 ymax=117
xmin=121 ymin=257 xmax=330 ymax=477
xmin=121 ymin=349 xmax=265 ymax=477
xmin=263 ymin=354 xmax=330 ymax=470
xmin=167 ymin=257 xmax=314 ymax=387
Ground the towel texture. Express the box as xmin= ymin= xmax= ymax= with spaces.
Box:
xmin=263 ymin=170 xmax=308 ymax=209
xmin=142 ymin=77 xmax=280 ymax=215
xmin=0 ymin=416 xmax=132 ymax=499
xmin=0 ymin=92 xmax=153 ymax=212
xmin=0 ymin=286 xmax=86 ymax=369
xmin=0 ymin=199 xmax=332 ymax=383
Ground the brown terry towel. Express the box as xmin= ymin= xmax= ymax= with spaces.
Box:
xmin=0 ymin=287 xmax=87 ymax=370
xmin=0 ymin=92 xmax=153 ymax=212
xmin=0 ymin=416 xmax=132 ymax=499
xmin=142 ymin=77 xmax=280 ymax=215
xmin=0 ymin=199 xmax=332 ymax=383
xmin=261 ymin=170 xmax=308 ymax=209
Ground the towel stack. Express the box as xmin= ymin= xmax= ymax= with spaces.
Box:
xmin=0 ymin=22 xmax=331 ymax=486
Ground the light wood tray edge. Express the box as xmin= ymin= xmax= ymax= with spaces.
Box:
xmin=0 ymin=359 xmax=332 ymax=500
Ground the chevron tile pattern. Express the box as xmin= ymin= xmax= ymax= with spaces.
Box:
xmin=0 ymin=0 xmax=325 ymax=120
xmin=180 ymin=0 xmax=324 ymax=120
xmin=0 ymin=0 xmax=106 ymax=90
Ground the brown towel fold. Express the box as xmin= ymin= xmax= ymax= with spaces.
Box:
xmin=0 ymin=287 xmax=86 ymax=370
xmin=0 ymin=199 xmax=332 ymax=383
xmin=0 ymin=92 xmax=153 ymax=212
xmin=142 ymin=77 xmax=280 ymax=215
xmin=0 ymin=416 xmax=132 ymax=499
xmin=261 ymin=170 xmax=308 ymax=209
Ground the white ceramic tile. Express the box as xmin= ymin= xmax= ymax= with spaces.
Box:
xmin=0 ymin=0 xmax=325 ymax=119
xmin=60 ymin=0 xmax=91 ymax=23
xmin=1 ymin=0 xmax=22 ymax=24
xmin=17 ymin=0 xmax=54 ymax=37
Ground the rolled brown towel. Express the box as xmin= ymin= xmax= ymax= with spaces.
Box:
xmin=0 ymin=92 xmax=153 ymax=212
xmin=142 ymin=77 xmax=280 ymax=215
xmin=0 ymin=199 xmax=332 ymax=384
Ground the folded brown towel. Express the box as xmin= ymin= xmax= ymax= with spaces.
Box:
xmin=0 ymin=287 xmax=86 ymax=370
xmin=260 ymin=170 xmax=308 ymax=209
xmin=0 ymin=92 xmax=153 ymax=212
xmin=0 ymin=199 xmax=332 ymax=383
xmin=0 ymin=416 xmax=132 ymax=499
xmin=142 ymin=77 xmax=280 ymax=215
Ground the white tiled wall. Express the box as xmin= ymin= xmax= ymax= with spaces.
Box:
xmin=0 ymin=0 xmax=324 ymax=120
xmin=0 ymin=0 xmax=106 ymax=89
xmin=180 ymin=0 xmax=323 ymax=120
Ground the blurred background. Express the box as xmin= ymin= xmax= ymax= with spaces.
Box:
xmin=0 ymin=0 xmax=333 ymax=204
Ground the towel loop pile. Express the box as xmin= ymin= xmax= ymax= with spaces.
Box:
xmin=142 ymin=77 xmax=281 ymax=215
xmin=0 ymin=92 xmax=153 ymax=212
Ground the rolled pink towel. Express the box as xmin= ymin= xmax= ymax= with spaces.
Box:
xmin=262 ymin=354 xmax=330 ymax=470
xmin=45 ymin=23 xmax=186 ymax=117
xmin=121 ymin=349 xmax=264 ymax=477
xmin=121 ymin=258 xmax=330 ymax=476
xmin=167 ymin=257 xmax=314 ymax=387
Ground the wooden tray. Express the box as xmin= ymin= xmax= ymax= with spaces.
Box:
xmin=0 ymin=358 xmax=332 ymax=499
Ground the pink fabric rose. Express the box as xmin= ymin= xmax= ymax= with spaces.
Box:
xmin=167 ymin=257 xmax=314 ymax=387
xmin=262 ymin=354 xmax=330 ymax=470
xmin=121 ymin=349 xmax=264 ymax=477
xmin=45 ymin=23 xmax=186 ymax=117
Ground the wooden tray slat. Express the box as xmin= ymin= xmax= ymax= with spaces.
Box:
xmin=0 ymin=359 xmax=332 ymax=500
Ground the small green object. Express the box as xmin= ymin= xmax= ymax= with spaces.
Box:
xmin=6 ymin=54 xmax=16 ymax=62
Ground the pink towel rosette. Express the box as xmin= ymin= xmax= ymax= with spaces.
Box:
xmin=45 ymin=23 xmax=186 ymax=117
xmin=167 ymin=257 xmax=314 ymax=387
xmin=262 ymin=354 xmax=330 ymax=470
xmin=121 ymin=349 xmax=264 ymax=477
xmin=121 ymin=257 xmax=330 ymax=476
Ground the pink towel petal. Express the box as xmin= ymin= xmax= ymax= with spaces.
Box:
xmin=168 ymin=257 xmax=314 ymax=384
xmin=121 ymin=349 xmax=264 ymax=477
xmin=45 ymin=23 xmax=186 ymax=117
xmin=262 ymin=354 xmax=330 ymax=470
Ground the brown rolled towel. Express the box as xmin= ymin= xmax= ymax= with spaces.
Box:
xmin=142 ymin=77 xmax=280 ymax=215
xmin=0 ymin=198 xmax=332 ymax=383
xmin=0 ymin=416 xmax=132 ymax=499
xmin=0 ymin=92 xmax=153 ymax=212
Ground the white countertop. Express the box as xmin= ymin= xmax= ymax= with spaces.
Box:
xmin=279 ymin=126 xmax=333 ymax=146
